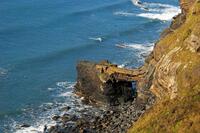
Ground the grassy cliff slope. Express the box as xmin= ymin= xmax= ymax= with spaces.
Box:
xmin=129 ymin=0 xmax=200 ymax=132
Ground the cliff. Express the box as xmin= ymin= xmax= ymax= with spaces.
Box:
xmin=129 ymin=0 xmax=200 ymax=132
xmin=74 ymin=0 xmax=200 ymax=132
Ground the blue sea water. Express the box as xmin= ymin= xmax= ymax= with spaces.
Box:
xmin=0 ymin=0 xmax=180 ymax=132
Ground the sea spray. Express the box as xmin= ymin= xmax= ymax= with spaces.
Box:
xmin=116 ymin=1 xmax=181 ymax=21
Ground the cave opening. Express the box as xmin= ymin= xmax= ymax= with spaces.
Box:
xmin=105 ymin=80 xmax=137 ymax=105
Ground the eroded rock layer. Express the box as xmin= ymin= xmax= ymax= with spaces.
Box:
xmin=75 ymin=60 xmax=146 ymax=105
xmin=73 ymin=0 xmax=200 ymax=132
xmin=129 ymin=0 xmax=200 ymax=132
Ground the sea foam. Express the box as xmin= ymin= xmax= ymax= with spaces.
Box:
xmin=0 ymin=67 xmax=8 ymax=76
xmin=116 ymin=42 xmax=154 ymax=63
xmin=115 ymin=1 xmax=181 ymax=21
xmin=137 ymin=6 xmax=181 ymax=21
xmin=113 ymin=11 xmax=135 ymax=16
xmin=89 ymin=37 xmax=103 ymax=42
xmin=116 ymin=43 xmax=154 ymax=52
xmin=136 ymin=2 xmax=181 ymax=21
xmin=12 ymin=81 xmax=102 ymax=133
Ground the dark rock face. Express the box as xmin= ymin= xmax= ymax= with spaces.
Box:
xmin=75 ymin=61 xmax=106 ymax=104
xmin=20 ymin=124 xmax=30 ymax=128
xmin=75 ymin=61 xmax=144 ymax=105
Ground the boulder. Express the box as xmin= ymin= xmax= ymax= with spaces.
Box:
xmin=20 ymin=124 xmax=31 ymax=128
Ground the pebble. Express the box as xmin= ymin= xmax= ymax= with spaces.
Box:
xmin=48 ymin=95 xmax=155 ymax=133
xmin=20 ymin=124 xmax=30 ymax=128
xmin=59 ymin=106 xmax=71 ymax=112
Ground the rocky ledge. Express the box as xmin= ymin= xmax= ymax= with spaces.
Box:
xmin=47 ymin=60 xmax=155 ymax=133
xmin=75 ymin=60 xmax=148 ymax=106
xmin=129 ymin=0 xmax=200 ymax=132
xmin=48 ymin=0 xmax=200 ymax=133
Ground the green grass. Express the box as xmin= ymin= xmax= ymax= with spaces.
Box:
xmin=128 ymin=1 xmax=200 ymax=132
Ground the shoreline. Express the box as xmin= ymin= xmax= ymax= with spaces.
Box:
xmin=14 ymin=5 xmax=182 ymax=133
xmin=45 ymin=0 xmax=197 ymax=132
xmin=46 ymin=60 xmax=156 ymax=133
xmin=47 ymin=91 xmax=155 ymax=133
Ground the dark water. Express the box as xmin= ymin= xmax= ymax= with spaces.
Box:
xmin=0 ymin=0 xmax=180 ymax=132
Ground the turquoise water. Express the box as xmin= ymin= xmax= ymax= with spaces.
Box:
xmin=0 ymin=0 xmax=180 ymax=132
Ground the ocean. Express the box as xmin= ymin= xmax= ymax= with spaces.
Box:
xmin=0 ymin=0 xmax=180 ymax=132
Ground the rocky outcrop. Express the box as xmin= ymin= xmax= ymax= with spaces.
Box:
xmin=142 ymin=0 xmax=200 ymax=100
xmin=73 ymin=0 xmax=200 ymax=132
xmin=75 ymin=60 xmax=146 ymax=105
xmin=75 ymin=0 xmax=200 ymax=104
xmin=180 ymin=0 xmax=196 ymax=14
xmin=48 ymin=61 xmax=155 ymax=133
xmin=129 ymin=0 xmax=200 ymax=132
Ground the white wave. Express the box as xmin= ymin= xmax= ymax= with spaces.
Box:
xmin=118 ymin=64 xmax=126 ymax=68
xmin=114 ymin=11 xmax=135 ymax=16
xmin=131 ymin=0 xmax=143 ymax=7
xmin=129 ymin=44 xmax=154 ymax=51
xmin=89 ymin=37 xmax=103 ymax=42
xmin=12 ymin=80 xmax=105 ymax=133
xmin=130 ymin=0 xmax=181 ymax=21
xmin=15 ymin=124 xmax=53 ymax=133
xmin=130 ymin=0 xmax=148 ymax=10
xmin=56 ymin=81 xmax=75 ymax=89
xmin=131 ymin=0 xmax=140 ymax=5
xmin=116 ymin=42 xmax=154 ymax=63
xmin=116 ymin=43 xmax=154 ymax=51
xmin=47 ymin=87 xmax=56 ymax=91
xmin=58 ymin=91 xmax=73 ymax=97
xmin=0 ymin=67 xmax=8 ymax=76
xmin=146 ymin=3 xmax=176 ymax=8
xmin=12 ymin=82 xmax=72 ymax=133
xmin=137 ymin=6 xmax=181 ymax=21
xmin=14 ymin=110 xmax=57 ymax=133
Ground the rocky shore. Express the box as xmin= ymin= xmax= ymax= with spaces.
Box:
xmin=47 ymin=96 xmax=155 ymax=133
xmin=45 ymin=0 xmax=200 ymax=132
xmin=47 ymin=61 xmax=155 ymax=133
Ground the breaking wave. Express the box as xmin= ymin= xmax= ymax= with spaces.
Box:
xmin=113 ymin=11 xmax=135 ymax=16
xmin=7 ymin=81 xmax=103 ymax=133
xmin=115 ymin=0 xmax=181 ymax=21
xmin=137 ymin=4 xmax=181 ymax=21
xmin=116 ymin=42 xmax=154 ymax=60
xmin=136 ymin=2 xmax=181 ymax=21
xmin=116 ymin=43 xmax=154 ymax=51
xmin=115 ymin=42 xmax=154 ymax=67
xmin=89 ymin=37 xmax=103 ymax=42
xmin=0 ymin=67 xmax=8 ymax=77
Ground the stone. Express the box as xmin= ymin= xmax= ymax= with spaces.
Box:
xmin=52 ymin=115 xmax=61 ymax=121
xmin=75 ymin=61 xmax=145 ymax=105
xmin=59 ymin=106 xmax=71 ymax=112
xmin=61 ymin=114 xmax=71 ymax=123
xmin=20 ymin=124 xmax=30 ymax=128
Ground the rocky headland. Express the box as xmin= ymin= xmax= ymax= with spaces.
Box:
xmin=48 ymin=60 xmax=155 ymax=133
xmin=48 ymin=0 xmax=200 ymax=133
xmin=129 ymin=0 xmax=200 ymax=132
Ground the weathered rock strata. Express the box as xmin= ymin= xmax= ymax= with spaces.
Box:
xmin=48 ymin=0 xmax=200 ymax=133
xmin=71 ymin=1 xmax=200 ymax=133
xmin=129 ymin=0 xmax=200 ymax=132
xmin=75 ymin=60 xmax=147 ymax=106
xmin=47 ymin=60 xmax=155 ymax=133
